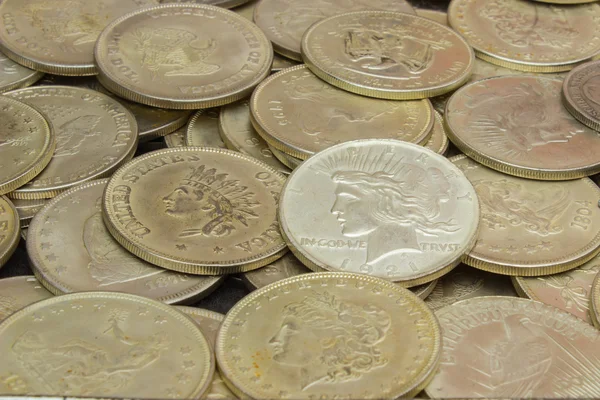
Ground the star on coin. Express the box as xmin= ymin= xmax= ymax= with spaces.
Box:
xmin=54 ymin=265 xmax=67 ymax=275
xmin=214 ymin=246 xmax=224 ymax=254
xmin=45 ymin=254 xmax=58 ymax=262
xmin=40 ymin=242 xmax=52 ymax=250
xmin=182 ymin=361 xmax=195 ymax=370
xmin=154 ymin=315 xmax=167 ymax=324
xmin=176 ymin=244 xmax=187 ymax=251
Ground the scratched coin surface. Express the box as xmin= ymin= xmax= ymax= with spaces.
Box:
xmin=217 ymin=272 xmax=441 ymax=399
xmin=563 ymin=60 xmax=600 ymax=132
xmin=425 ymin=296 xmax=600 ymax=398
xmin=13 ymin=198 xmax=47 ymax=228
xmin=446 ymin=76 xmax=600 ymax=180
xmin=0 ymin=292 xmax=214 ymax=398
xmin=452 ymin=155 xmax=600 ymax=275
xmin=254 ymin=0 xmax=414 ymax=61
xmin=0 ymin=276 xmax=53 ymax=321
xmin=448 ymin=0 xmax=600 ymax=72
xmin=27 ymin=179 xmax=224 ymax=303
xmin=0 ymin=0 xmax=157 ymax=76
xmin=280 ymin=140 xmax=480 ymax=287
xmin=6 ymin=86 xmax=138 ymax=199
xmin=185 ymin=109 xmax=227 ymax=148
xmin=302 ymin=11 xmax=475 ymax=100
xmin=0 ymin=96 xmax=54 ymax=196
xmin=0 ymin=52 xmax=43 ymax=93
xmin=95 ymin=4 xmax=273 ymax=109
xmin=0 ymin=196 xmax=19 ymax=269
xmin=422 ymin=111 xmax=449 ymax=155
xmin=160 ymin=0 xmax=250 ymax=8
xmin=251 ymin=65 xmax=434 ymax=159
xmin=103 ymin=147 xmax=287 ymax=275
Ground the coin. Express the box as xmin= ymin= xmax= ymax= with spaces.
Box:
xmin=301 ymin=11 xmax=474 ymax=100
xmin=185 ymin=109 xmax=227 ymax=148
xmin=0 ymin=292 xmax=214 ymax=398
xmin=563 ymin=60 xmax=600 ymax=132
xmin=6 ymin=86 xmax=138 ymax=199
xmin=446 ymin=76 xmax=600 ymax=180
xmin=279 ymin=140 xmax=480 ymax=287
xmin=425 ymin=296 xmax=600 ymax=398
xmin=251 ymin=65 xmax=434 ymax=159
xmin=219 ymin=100 xmax=290 ymax=174
xmin=0 ymin=96 xmax=54 ymax=196
xmin=0 ymin=276 xmax=53 ymax=321
xmin=269 ymin=145 xmax=302 ymax=170
xmin=217 ymin=272 xmax=441 ymax=399
xmin=414 ymin=8 xmax=448 ymax=26
xmin=452 ymin=155 xmax=600 ymax=275
xmin=20 ymin=227 xmax=27 ymax=241
xmin=95 ymin=4 xmax=273 ymax=109
xmin=448 ymin=0 xmax=600 ymax=73
xmin=254 ymin=0 xmax=415 ymax=61
xmin=160 ymin=0 xmax=251 ymax=8
xmin=164 ymin=126 xmax=187 ymax=148
xmin=0 ymin=196 xmax=19 ymax=269
xmin=0 ymin=0 xmax=157 ymax=76
xmin=423 ymin=111 xmax=449 ymax=155
xmin=0 ymin=52 xmax=43 ymax=93
xmin=103 ymin=147 xmax=287 ymax=275
xmin=591 ymin=273 xmax=600 ymax=328
xmin=241 ymin=252 xmax=310 ymax=290
xmin=12 ymin=198 xmax=47 ymax=228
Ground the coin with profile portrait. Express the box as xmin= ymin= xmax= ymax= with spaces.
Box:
xmin=279 ymin=139 xmax=480 ymax=287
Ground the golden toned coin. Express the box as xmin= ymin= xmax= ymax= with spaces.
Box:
xmin=0 ymin=0 xmax=157 ymax=76
xmin=95 ymin=4 xmax=273 ymax=109
xmin=0 ymin=292 xmax=214 ymax=398
xmin=0 ymin=96 xmax=54 ymax=196
xmin=415 ymin=8 xmax=448 ymax=26
xmin=269 ymin=145 xmax=302 ymax=170
xmin=217 ymin=272 xmax=441 ymax=399
xmin=161 ymin=0 xmax=251 ymax=7
xmin=423 ymin=111 xmax=449 ymax=155
xmin=241 ymin=252 xmax=310 ymax=290
xmin=185 ymin=109 xmax=227 ymax=148
xmin=0 ymin=276 xmax=53 ymax=321
xmin=563 ymin=60 xmax=600 ymax=132
xmin=103 ymin=147 xmax=287 ymax=275
xmin=164 ymin=126 xmax=187 ymax=148
xmin=591 ymin=273 xmax=600 ymax=328
xmin=0 ymin=52 xmax=43 ymax=93
xmin=6 ymin=86 xmax=138 ymax=199
xmin=453 ymin=155 xmax=600 ymax=275
xmin=425 ymin=296 xmax=600 ymax=398
xmin=446 ymin=76 xmax=600 ymax=180
xmin=302 ymin=11 xmax=475 ymax=100
xmin=28 ymin=179 xmax=224 ymax=303
xmin=220 ymin=100 xmax=290 ymax=175
xmin=13 ymin=198 xmax=47 ymax=228
xmin=449 ymin=0 xmax=600 ymax=73
xmin=280 ymin=140 xmax=480 ymax=287
xmin=0 ymin=196 xmax=19 ymax=269
xmin=254 ymin=0 xmax=415 ymax=61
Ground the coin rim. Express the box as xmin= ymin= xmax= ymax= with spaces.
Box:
xmin=185 ymin=109 xmax=222 ymax=147
xmin=0 ymin=68 xmax=44 ymax=94
xmin=591 ymin=273 xmax=600 ymax=328
xmin=138 ymin=110 xmax=192 ymax=142
xmin=563 ymin=60 xmax=600 ymax=132
xmin=269 ymin=144 xmax=303 ymax=169
xmin=426 ymin=111 xmax=449 ymax=155
xmin=163 ymin=127 xmax=187 ymax=148
xmin=0 ymin=196 xmax=20 ymax=269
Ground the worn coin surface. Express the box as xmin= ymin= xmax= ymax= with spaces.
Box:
xmin=0 ymin=0 xmax=157 ymax=76
xmin=251 ymin=65 xmax=434 ymax=159
xmin=185 ymin=109 xmax=227 ymax=148
xmin=0 ymin=276 xmax=53 ymax=321
xmin=0 ymin=52 xmax=43 ymax=93
xmin=254 ymin=0 xmax=415 ymax=61
xmin=591 ymin=274 xmax=600 ymax=328
xmin=164 ymin=126 xmax=187 ymax=148
xmin=161 ymin=0 xmax=251 ymax=7
xmin=96 ymin=4 xmax=273 ymax=109
xmin=0 ymin=292 xmax=214 ymax=398
xmin=423 ymin=111 xmax=449 ymax=155
xmin=302 ymin=11 xmax=474 ymax=100
xmin=453 ymin=155 xmax=600 ymax=275
xmin=269 ymin=145 xmax=302 ymax=170
xmin=0 ymin=196 xmax=19 ymax=269
xmin=425 ymin=296 xmax=600 ymax=398
xmin=280 ymin=140 xmax=480 ymax=287
xmin=217 ymin=272 xmax=441 ymax=399
xmin=448 ymin=0 xmax=600 ymax=72
xmin=415 ymin=8 xmax=448 ymax=26
xmin=446 ymin=76 xmax=600 ymax=180
xmin=103 ymin=147 xmax=287 ymax=275
xmin=6 ymin=86 xmax=138 ymax=199
xmin=563 ymin=60 xmax=600 ymax=132
xmin=0 ymin=96 xmax=54 ymax=196
xmin=12 ymin=198 xmax=47 ymax=228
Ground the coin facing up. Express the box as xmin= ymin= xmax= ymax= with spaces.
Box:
xmin=185 ymin=109 xmax=227 ymax=148
xmin=0 ymin=276 xmax=53 ymax=321
xmin=425 ymin=296 xmax=600 ymax=398
xmin=164 ymin=126 xmax=187 ymax=148
xmin=254 ymin=0 xmax=415 ymax=61
xmin=13 ymin=198 xmax=47 ymax=228
xmin=446 ymin=76 xmax=600 ymax=180
xmin=302 ymin=11 xmax=474 ymax=100
xmin=422 ymin=111 xmax=449 ymax=155
xmin=6 ymin=86 xmax=138 ymax=199
xmin=0 ymin=292 xmax=214 ymax=398
xmin=270 ymin=146 xmax=302 ymax=170
xmin=280 ymin=140 xmax=480 ymax=287
xmin=217 ymin=272 xmax=441 ymax=399
xmin=96 ymin=4 xmax=273 ymax=109
xmin=161 ymin=0 xmax=251 ymax=7
xmin=449 ymin=0 xmax=600 ymax=73
xmin=0 ymin=96 xmax=54 ymax=196
xmin=563 ymin=60 xmax=600 ymax=132
xmin=0 ymin=52 xmax=43 ymax=93
xmin=0 ymin=196 xmax=19 ymax=269
xmin=104 ymin=148 xmax=287 ymax=275
xmin=453 ymin=155 xmax=600 ymax=275
xmin=241 ymin=252 xmax=310 ymax=290
xmin=0 ymin=0 xmax=157 ymax=76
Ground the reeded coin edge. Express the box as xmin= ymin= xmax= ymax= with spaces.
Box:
xmin=139 ymin=111 xmax=191 ymax=142
xmin=185 ymin=109 xmax=219 ymax=147
xmin=413 ymin=279 xmax=438 ymax=300
xmin=511 ymin=276 xmax=535 ymax=300
xmin=175 ymin=306 xmax=224 ymax=325
xmin=0 ymin=196 xmax=20 ymax=268
xmin=0 ymin=70 xmax=44 ymax=94
xmin=591 ymin=273 xmax=600 ymax=328
xmin=563 ymin=61 xmax=600 ymax=132
xmin=426 ymin=111 xmax=449 ymax=155
xmin=269 ymin=145 xmax=303 ymax=169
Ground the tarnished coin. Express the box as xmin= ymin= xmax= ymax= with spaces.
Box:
xmin=164 ymin=126 xmax=187 ymax=148
xmin=415 ymin=8 xmax=448 ymax=26
xmin=217 ymin=272 xmax=441 ymax=399
xmin=448 ymin=0 xmax=600 ymax=72
xmin=6 ymin=86 xmax=138 ymax=199
xmin=453 ymin=155 xmax=600 ymax=275
xmin=563 ymin=60 xmax=600 ymax=132
xmin=425 ymin=296 xmax=600 ymax=398
xmin=0 ymin=292 xmax=214 ymax=398
xmin=220 ymin=100 xmax=290 ymax=174
xmin=0 ymin=196 xmax=19 ymax=269
xmin=251 ymin=65 xmax=434 ymax=159
xmin=0 ymin=52 xmax=43 ymax=93
xmin=103 ymin=148 xmax=287 ymax=275
xmin=446 ymin=76 xmax=600 ymax=180
xmin=254 ymin=0 xmax=415 ymax=61
xmin=185 ymin=109 xmax=227 ymax=148
xmin=0 ymin=276 xmax=53 ymax=321
xmin=0 ymin=96 xmax=54 ymax=196
xmin=423 ymin=111 xmax=449 ymax=155
xmin=270 ymin=145 xmax=302 ymax=170
xmin=13 ymin=198 xmax=47 ymax=228
xmin=241 ymin=252 xmax=310 ymax=290
xmin=160 ymin=0 xmax=251 ymax=8
xmin=28 ymin=179 xmax=224 ymax=303
xmin=514 ymin=254 xmax=600 ymax=324
xmin=280 ymin=140 xmax=480 ymax=287
xmin=302 ymin=11 xmax=475 ymax=100
xmin=95 ymin=4 xmax=273 ymax=109
xmin=0 ymin=0 xmax=157 ymax=76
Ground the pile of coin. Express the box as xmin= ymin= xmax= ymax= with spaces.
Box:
xmin=2 ymin=0 xmax=600 ymax=398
